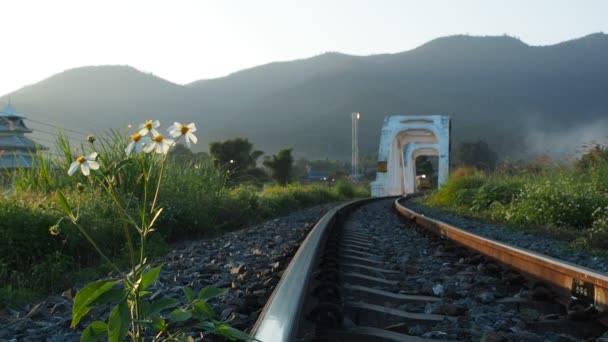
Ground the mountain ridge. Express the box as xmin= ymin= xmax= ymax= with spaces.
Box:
xmin=3 ymin=33 xmax=608 ymax=160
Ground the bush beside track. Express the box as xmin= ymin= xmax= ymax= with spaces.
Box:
xmin=0 ymin=153 xmax=368 ymax=307
xmin=423 ymin=161 xmax=608 ymax=253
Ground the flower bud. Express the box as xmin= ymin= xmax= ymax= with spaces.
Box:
xmin=49 ymin=224 xmax=61 ymax=236
xmin=76 ymin=182 xmax=85 ymax=192
xmin=87 ymin=135 xmax=96 ymax=144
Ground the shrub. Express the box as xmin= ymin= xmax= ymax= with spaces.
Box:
xmin=471 ymin=179 xmax=524 ymax=211
xmin=502 ymin=177 xmax=607 ymax=229
xmin=427 ymin=167 xmax=486 ymax=207
xmin=335 ymin=180 xmax=356 ymax=198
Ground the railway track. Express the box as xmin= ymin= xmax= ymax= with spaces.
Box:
xmin=250 ymin=197 xmax=608 ymax=341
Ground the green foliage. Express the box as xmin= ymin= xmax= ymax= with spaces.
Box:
xmin=0 ymin=127 xmax=370 ymax=336
xmin=335 ymin=179 xmax=356 ymax=198
xmin=263 ymin=148 xmax=294 ymax=186
xmin=427 ymin=167 xmax=486 ymax=207
xmin=425 ymin=158 xmax=608 ymax=251
xmin=209 ymin=138 xmax=266 ymax=184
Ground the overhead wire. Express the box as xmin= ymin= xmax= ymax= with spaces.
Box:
xmin=26 ymin=117 xmax=88 ymax=136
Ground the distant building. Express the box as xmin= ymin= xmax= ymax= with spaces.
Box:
xmin=0 ymin=104 xmax=47 ymax=169
xmin=306 ymin=171 xmax=330 ymax=182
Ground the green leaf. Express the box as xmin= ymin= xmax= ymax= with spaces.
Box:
xmin=80 ymin=321 xmax=107 ymax=342
xmin=91 ymin=289 xmax=125 ymax=306
xmin=183 ymin=287 xmax=194 ymax=303
xmin=215 ymin=324 xmax=260 ymax=341
xmin=195 ymin=321 xmax=216 ymax=332
xmin=149 ymin=297 xmax=180 ymax=315
xmin=169 ymin=308 xmax=192 ymax=322
xmin=140 ymin=265 xmax=162 ymax=290
xmin=193 ymin=301 xmax=215 ymax=319
xmin=57 ymin=191 xmax=72 ymax=215
xmin=108 ymin=301 xmax=129 ymax=342
xmin=151 ymin=315 xmax=167 ymax=332
xmin=71 ymin=280 xmax=118 ymax=328
xmin=198 ymin=287 xmax=228 ymax=301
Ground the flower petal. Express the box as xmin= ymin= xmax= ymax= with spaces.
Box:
xmin=68 ymin=162 xmax=80 ymax=176
xmin=161 ymin=142 xmax=170 ymax=154
xmin=87 ymin=161 xmax=100 ymax=170
xmin=86 ymin=152 xmax=98 ymax=161
xmin=187 ymin=123 xmax=196 ymax=132
xmin=168 ymin=129 xmax=181 ymax=138
xmin=168 ymin=122 xmax=181 ymax=131
xmin=80 ymin=163 xmax=90 ymax=176
xmin=125 ymin=141 xmax=135 ymax=155
xmin=186 ymin=132 xmax=197 ymax=144
xmin=152 ymin=120 xmax=160 ymax=128
xmin=138 ymin=128 xmax=149 ymax=136
xmin=143 ymin=142 xmax=156 ymax=153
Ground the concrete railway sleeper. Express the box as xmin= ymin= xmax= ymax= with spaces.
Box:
xmin=252 ymin=198 xmax=608 ymax=341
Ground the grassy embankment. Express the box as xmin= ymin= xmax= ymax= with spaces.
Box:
xmin=0 ymin=134 xmax=368 ymax=307
xmin=421 ymin=160 xmax=608 ymax=253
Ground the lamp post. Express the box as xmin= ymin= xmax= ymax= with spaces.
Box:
xmin=351 ymin=112 xmax=360 ymax=181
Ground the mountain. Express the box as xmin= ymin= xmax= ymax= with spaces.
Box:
xmin=4 ymin=33 xmax=608 ymax=160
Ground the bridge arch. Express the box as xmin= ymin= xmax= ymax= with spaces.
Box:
xmin=405 ymin=143 xmax=440 ymax=193
xmin=371 ymin=115 xmax=450 ymax=196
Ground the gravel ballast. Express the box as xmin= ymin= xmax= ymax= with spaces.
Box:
xmin=402 ymin=200 xmax=608 ymax=274
xmin=0 ymin=203 xmax=338 ymax=341
xmin=333 ymin=199 xmax=605 ymax=341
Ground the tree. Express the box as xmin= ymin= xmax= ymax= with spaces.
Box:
xmin=169 ymin=143 xmax=209 ymax=165
xmin=453 ymin=140 xmax=498 ymax=170
xmin=209 ymin=138 xmax=265 ymax=183
xmin=264 ymin=148 xmax=294 ymax=186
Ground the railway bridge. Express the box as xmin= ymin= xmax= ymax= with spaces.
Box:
xmin=371 ymin=115 xmax=450 ymax=196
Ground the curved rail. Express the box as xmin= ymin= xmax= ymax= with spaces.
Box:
xmin=250 ymin=197 xmax=608 ymax=341
xmin=394 ymin=198 xmax=608 ymax=317
xmin=250 ymin=198 xmax=378 ymax=341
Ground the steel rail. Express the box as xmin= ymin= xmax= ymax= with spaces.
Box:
xmin=250 ymin=198 xmax=379 ymax=341
xmin=394 ymin=197 xmax=608 ymax=316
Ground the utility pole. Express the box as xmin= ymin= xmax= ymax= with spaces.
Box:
xmin=351 ymin=112 xmax=360 ymax=181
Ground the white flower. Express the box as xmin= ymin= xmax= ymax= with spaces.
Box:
xmin=144 ymin=133 xmax=174 ymax=154
xmin=125 ymin=132 xmax=151 ymax=155
xmin=138 ymin=120 xmax=160 ymax=137
xmin=168 ymin=122 xmax=197 ymax=147
xmin=68 ymin=152 xmax=100 ymax=176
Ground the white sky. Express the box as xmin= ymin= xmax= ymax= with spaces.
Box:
xmin=1 ymin=0 xmax=607 ymax=96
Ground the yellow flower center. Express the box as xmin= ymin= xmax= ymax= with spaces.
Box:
xmin=77 ymin=156 xmax=86 ymax=164
xmin=154 ymin=135 xmax=164 ymax=143
xmin=144 ymin=120 xmax=153 ymax=129
xmin=180 ymin=125 xmax=189 ymax=134
xmin=131 ymin=133 xmax=142 ymax=142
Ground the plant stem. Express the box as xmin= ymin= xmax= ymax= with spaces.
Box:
xmin=70 ymin=219 xmax=127 ymax=282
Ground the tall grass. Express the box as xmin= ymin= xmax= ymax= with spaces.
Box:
xmin=0 ymin=131 xmax=370 ymax=306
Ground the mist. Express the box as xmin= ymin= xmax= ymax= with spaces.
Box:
xmin=523 ymin=117 xmax=608 ymax=162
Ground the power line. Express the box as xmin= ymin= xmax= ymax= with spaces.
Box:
xmin=28 ymin=127 xmax=84 ymax=141
xmin=26 ymin=117 xmax=88 ymax=136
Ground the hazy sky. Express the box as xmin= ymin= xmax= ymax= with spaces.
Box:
xmin=2 ymin=0 xmax=607 ymax=96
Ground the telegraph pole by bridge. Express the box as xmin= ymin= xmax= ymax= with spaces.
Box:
xmin=351 ymin=112 xmax=360 ymax=181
